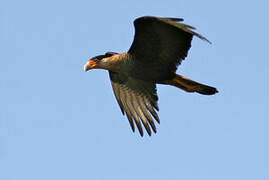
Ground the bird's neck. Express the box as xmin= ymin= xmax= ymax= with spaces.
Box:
xmin=99 ymin=52 xmax=132 ymax=72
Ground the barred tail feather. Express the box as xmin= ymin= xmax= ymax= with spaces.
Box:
xmin=165 ymin=74 xmax=218 ymax=95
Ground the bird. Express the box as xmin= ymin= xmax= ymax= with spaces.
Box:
xmin=84 ymin=16 xmax=218 ymax=136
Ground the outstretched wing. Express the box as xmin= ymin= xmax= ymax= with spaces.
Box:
xmin=128 ymin=16 xmax=211 ymax=74
xmin=109 ymin=71 xmax=160 ymax=136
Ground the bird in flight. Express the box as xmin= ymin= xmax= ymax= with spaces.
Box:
xmin=84 ymin=16 xmax=218 ymax=136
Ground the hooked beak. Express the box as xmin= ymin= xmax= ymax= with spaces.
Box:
xmin=84 ymin=60 xmax=98 ymax=72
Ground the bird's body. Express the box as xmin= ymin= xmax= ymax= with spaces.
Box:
xmin=84 ymin=16 xmax=218 ymax=136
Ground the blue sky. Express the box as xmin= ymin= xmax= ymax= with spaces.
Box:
xmin=1 ymin=0 xmax=268 ymax=179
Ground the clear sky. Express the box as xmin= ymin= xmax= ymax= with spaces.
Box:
xmin=1 ymin=0 xmax=268 ymax=179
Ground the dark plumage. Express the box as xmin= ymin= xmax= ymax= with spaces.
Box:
xmin=84 ymin=16 xmax=218 ymax=136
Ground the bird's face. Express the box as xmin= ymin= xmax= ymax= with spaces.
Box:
xmin=84 ymin=55 xmax=106 ymax=71
xmin=84 ymin=52 xmax=117 ymax=72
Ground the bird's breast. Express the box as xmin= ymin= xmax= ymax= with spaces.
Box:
xmin=104 ymin=53 xmax=174 ymax=81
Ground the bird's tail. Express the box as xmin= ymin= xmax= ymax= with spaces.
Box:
xmin=164 ymin=74 xmax=218 ymax=95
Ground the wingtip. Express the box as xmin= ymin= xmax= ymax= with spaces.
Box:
xmin=196 ymin=33 xmax=212 ymax=44
xmin=205 ymin=38 xmax=212 ymax=44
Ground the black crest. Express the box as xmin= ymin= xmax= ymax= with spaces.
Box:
xmin=91 ymin=52 xmax=118 ymax=61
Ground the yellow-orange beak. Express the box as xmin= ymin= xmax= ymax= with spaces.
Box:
xmin=84 ymin=60 xmax=98 ymax=72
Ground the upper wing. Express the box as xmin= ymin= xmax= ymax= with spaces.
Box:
xmin=128 ymin=16 xmax=211 ymax=73
xmin=109 ymin=71 xmax=160 ymax=136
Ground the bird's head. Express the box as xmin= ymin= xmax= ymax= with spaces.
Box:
xmin=84 ymin=52 xmax=117 ymax=72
